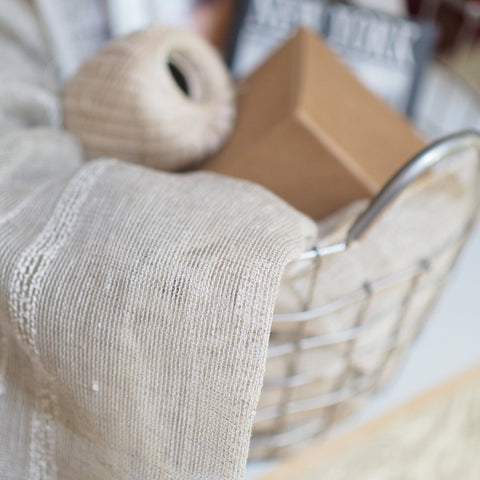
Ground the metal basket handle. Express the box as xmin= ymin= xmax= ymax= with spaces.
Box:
xmin=299 ymin=130 xmax=480 ymax=261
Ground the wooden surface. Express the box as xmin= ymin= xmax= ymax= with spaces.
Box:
xmin=260 ymin=364 xmax=480 ymax=480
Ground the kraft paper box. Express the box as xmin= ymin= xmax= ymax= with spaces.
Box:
xmin=202 ymin=29 xmax=425 ymax=220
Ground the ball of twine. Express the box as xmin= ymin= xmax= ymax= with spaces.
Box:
xmin=63 ymin=26 xmax=236 ymax=171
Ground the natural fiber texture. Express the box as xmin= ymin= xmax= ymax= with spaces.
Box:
xmin=0 ymin=5 xmax=317 ymax=479
xmin=63 ymin=27 xmax=236 ymax=171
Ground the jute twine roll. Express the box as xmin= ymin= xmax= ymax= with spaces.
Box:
xmin=63 ymin=26 xmax=236 ymax=171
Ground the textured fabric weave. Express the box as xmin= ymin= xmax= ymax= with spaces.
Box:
xmin=0 ymin=4 xmax=317 ymax=479
xmin=63 ymin=27 xmax=236 ymax=172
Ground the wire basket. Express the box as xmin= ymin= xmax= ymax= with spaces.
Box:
xmin=250 ymin=1 xmax=480 ymax=459
xmin=250 ymin=130 xmax=480 ymax=459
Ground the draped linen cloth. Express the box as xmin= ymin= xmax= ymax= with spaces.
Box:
xmin=0 ymin=3 xmax=317 ymax=479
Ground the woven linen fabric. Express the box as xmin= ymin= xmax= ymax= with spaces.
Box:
xmin=63 ymin=27 xmax=236 ymax=172
xmin=0 ymin=3 xmax=318 ymax=479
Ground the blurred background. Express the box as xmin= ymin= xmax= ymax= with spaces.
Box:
xmin=44 ymin=0 xmax=480 ymax=138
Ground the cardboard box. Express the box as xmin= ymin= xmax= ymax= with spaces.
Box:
xmin=202 ymin=28 xmax=426 ymax=220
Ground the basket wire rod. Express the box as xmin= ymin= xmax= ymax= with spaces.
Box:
xmin=413 ymin=159 xmax=480 ymax=345
xmin=265 ymin=288 xmax=444 ymax=389
xmin=269 ymin=264 xmax=462 ymax=362
xmin=268 ymin=327 xmax=365 ymax=358
xmin=256 ymin=297 xmax=476 ymax=451
xmin=275 ymin=233 xmax=458 ymax=325
xmin=294 ymin=242 xmax=346 ymax=262
xmin=250 ymin=420 xmax=322 ymax=452
xmin=265 ymin=302 xmax=444 ymax=389
xmin=268 ymin=273 xmax=453 ymax=360
xmin=271 ymin=252 xmax=322 ymax=454
xmin=255 ymin=375 xmax=374 ymax=424
xmin=296 ymin=130 xmax=480 ymax=263
xmin=256 ymin=288 xmax=379 ymax=451
xmin=275 ymin=257 xmax=433 ymax=324
xmin=254 ymin=261 xmax=431 ymax=444
xmin=265 ymin=272 xmax=449 ymax=386
xmin=258 ymin=330 xmax=448 ymax=429
xmin=332 ymin=283 xmax=374 ymax=384
xmin=371 ymin=259 xmax=431 ymax=391
xmin=251 ymin=421 xmax=322 ymax=452
xmin=282 ymin=200 xmax=480 ymax=300
xmin=254 ymin=344 xmax=438 ymax=452
xmin=321 ymin=282 xmax=374 ymax=435
xmin=410 ymin=215 xmax=478 ymax=344
xmin=257 ymin=337 xmax=433 ymax=434
xmin=408 ymin=154 xmax=480 ymax=348
xmin=257 ymin=335 xmax=435 ymax=428
xmin=409 ymin=275 xmax=450 ymax=347
xmin=346 ymin=131 xmax=480 ymax=245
